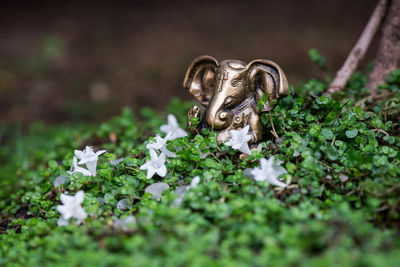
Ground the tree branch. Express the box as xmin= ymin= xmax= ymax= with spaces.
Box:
xmin=367 ymin=0 xmax=400 ymax=96
xmin=326 ymin=0 xmax=389 ymax=96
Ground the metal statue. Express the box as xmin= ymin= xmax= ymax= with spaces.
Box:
xmin=184 ymin=55 xmax=289 ymax=145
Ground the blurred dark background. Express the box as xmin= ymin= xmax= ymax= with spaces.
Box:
xmin=0 ymin=0 xmax=378 ymax=125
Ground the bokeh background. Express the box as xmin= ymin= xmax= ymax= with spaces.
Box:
xmin=0 ymin=0 xmax=379 ymax=125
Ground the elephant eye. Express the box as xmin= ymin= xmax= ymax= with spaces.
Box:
xmin=224 ymin=96 xmax=234 ymax=106
xmin=231 ymin=79 xmax=241 ymax=87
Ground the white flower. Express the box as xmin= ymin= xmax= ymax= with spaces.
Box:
xmin=74 ymin=146 xmax=106 ymax=176
xmin=57 ymin=217 xmax=69 ymax=226
xmin=68 ymin=156 xmax=93 ymax=176
xmin=172 ymin=186 xmax=187 ymax=207
xmin=160 ymin=114 xmax=188 ymax=140
xmin=197 ymin=148 xmax=209 ymax=159
xmin=57 ymin=191 xmax=87 ymax=225
xmin=114 ymin=215 xmax=136 ymax=231
xmin=54 ymin=175 xmax=68 ymax=187
xmin=146 ymin=132 xmax=176 ymax=158
xmin=225 ymin=125 xmax=252 ymax=155
xmin=250 ymin=157 xmax=287 ymax=188
xmin=140 ymin=149 xmax=167 ymax=179
xmin=188 ymin=176 xmax=200 ymax=189
xmin=110 ymin=158 xmax=124 ymax=165
xmin=145 ymin=182 xmax=170 ymax=201
xmin=339 ymin=173 xmax=349 ymax=183
xmin=173 ymin=176 xmax=201 ymax=207
xmin=117 ymin=198 xmax=132 ymax=210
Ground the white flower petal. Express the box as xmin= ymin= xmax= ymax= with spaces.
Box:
xmin=160 ymin=124 xmax=171 ymax=134
xmin=72 ymin=147 xmax=105 ymax=177
xmin=172 ymin=195 xmax=185 ymax=207
xmin=78 ymin=155 xmax=97 ymax=165
xmin=266 ymin=176 xmax=287 ymax=188
xmin=198 ymin=148 xmax=209 ymax=159
xmin=244 ymin=134 xmax=252 ymax=143
xmin=189 ymin=176 xmax=200 ymax=188
xmin=251 ymin=157 xmax=288 ymax=187
xmin=57 ymin=191 xmax=88 ymax=226
xmin=225 ymin=125 xmax=253 ymax=154
xmin=239 ymin=143 xmax=252 ymax=155
xmin=225 ymin=140 xmax=234 ymax=146
xmin=147 ymin=134 xmax=176 ymax=158
xmin=243 ymin=168 xmax=255 ymax=179
xmin=57 ymin=205 xmax=73 ymax=219
xmin=156 ymin=165 xmax=167 ymax=177
xmin=149 ymin=149 xmax=158 ymax=159
xmin=140 ymin=161 xmax=150 ymax=170
xmin=146 ymin=168 xmax=156 ymax=179
xmin=114 ymin=215 xmax=136 ymax=231
xmin=251 ymin=168 xmax=266 ymax=182
xmin=160 ymin=114 xmax=187 ymax=139
xmin=69 ymin=156 xmax=92 ymax=176
xmin=164 ymin=132 xmax=174 ymax=141
xmin=168 ymin=114 xmax=178 ymax=127
xmin=256 ymin=143 xmax=263 ymax=152
xmin=146 ymin=143 xmax=155 ymax=151
xmin=74 ymin=165 xmax=93 ymax=176
xmin=174 ymin=128 xmax=188 ymax=139
xmin=273 ymin=156 xmax=284 ymax=166
xmin=74 ymin=207 xmax=88 ymax=222
xmin=117 ymin=198 xmax=132 ymax=210
xmin=272 ymin=165 xmax=288 ymax=178
xmin=173 ymin=185 xmax=187 ymax=197
xmin=60 ymin=194 xmax=74 ymax=205
xmin=74 ymin=150 xmax=86 ymax=160
xmin=339 ymin=173 xmax=349 ymax=183
xmin=227 ymin=130 xmax=235 ymax=138
xmin=75 ymin=190 xmax=85 ymax=204
xmin=161 ymin=147 xmax=176 ymax=158
xmin=85 ymin=160 xmax=97 ymax=176
xmin=231 ymin=142 xmax=242 ymax=150
xmin=95 ymin=150 xmax=107 ymax=156
xmin=57 ymin=217 xmax=69 ymax=226
xmin=145 ymin=182 xmax=170 ymax=201
xmin=54 ymin=175 xmax=68 ymax=187
xmin=110 ymin=158 xmax=124 ymax=165
xmin=158 ymin=152 xmax=166 ymax=163
xmin=260 ymin=157 xmax=272 ymax=170
xmin=142 ymin=150 xmax=167 ymax=179
xmin=84 ymin=146 xmax=94 ymax=154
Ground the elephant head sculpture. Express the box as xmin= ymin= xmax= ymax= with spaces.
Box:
xmin=184 ymin=55 xmax=289 ymax=145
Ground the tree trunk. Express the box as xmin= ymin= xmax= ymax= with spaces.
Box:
xmin=367 ymin=0 xmax=400 ymax=96
xmin=326 ymin=0 xmax=389 ymax=95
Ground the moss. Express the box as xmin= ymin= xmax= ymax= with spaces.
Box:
xmin=1 ymin=70 xmax=400 ymax=266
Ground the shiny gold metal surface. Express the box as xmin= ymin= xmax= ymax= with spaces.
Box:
xmin=184 ymin=55 xmax=289 ymax=145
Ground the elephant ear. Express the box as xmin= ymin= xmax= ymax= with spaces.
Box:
xmin=183 ymin=56 xmax=218 ymax=107
xmin=246 ymin=59 xmax=289 ymax=112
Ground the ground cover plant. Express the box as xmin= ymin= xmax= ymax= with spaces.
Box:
xmin=1 ymin=67 xmax=400 ymax=266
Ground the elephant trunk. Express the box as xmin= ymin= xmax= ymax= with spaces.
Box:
xmin=206 ymin=97 xmax=232 ymax=129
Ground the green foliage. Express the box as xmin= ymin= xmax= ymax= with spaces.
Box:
xmin=1 ymin=72 xmax=400 ymax=266
xmin=308 ymin=48 xmax=326 ymax=67
xmin=23 ymin=35 xmax=66 ymax=76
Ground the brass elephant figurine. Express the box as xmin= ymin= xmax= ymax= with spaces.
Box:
xmin=184 ymin=55 xmax=289 ymax=145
